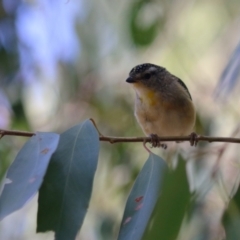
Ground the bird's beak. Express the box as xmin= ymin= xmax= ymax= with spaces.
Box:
xmin=126 ymin=77 xmax=136 ymax=83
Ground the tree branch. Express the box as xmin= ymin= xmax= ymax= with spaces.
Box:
xmin=0 ymin=129 xmax=240 ymax=143
xmin=99 ymin=135 xmax=240 ymax=144
xmin=1 ymin=128 xmax=240 ymax=145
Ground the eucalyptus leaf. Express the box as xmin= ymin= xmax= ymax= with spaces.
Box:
xmin=143 ymin=159 xmax=190 ymax=240
xmin=118 ymin=153 xmax=168 ymax=240
xmin=0 ymin=132 xmax=59 ymax=221
xmin=37 ymin=120 xmax=100 ymax=240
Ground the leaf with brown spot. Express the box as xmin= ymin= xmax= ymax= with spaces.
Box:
xmin=37 ymin=120 xmax=100 ymax=240
xmin=118 ymin=153 xmax=168 ymax=240
xmin=0 ymin=132 xmax=59 ymax=221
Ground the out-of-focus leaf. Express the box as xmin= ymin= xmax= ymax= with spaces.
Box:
xmin=37 ymin=120 xmax=100 ymax=240
xmin=0 ymin=132 xmax=59 ymax=221
xmin=129 ymin=0 xmax=163 ymax=46
xmin=117 ymin=153 xmax=168 ymax=240
xmin=215 ymin=41 xmax=240 ymax=98
xmin=229 ymin=167 xmax=240 ymax=200
xmin=12 ymin=100 xmax=30 ymax=130
xmin=143 ymin=159 xmax=191 ymax=240
xmin=223 ymin=172 xmax=240 ymax=240
xmin=99 ymin=215 xmax=116 ymax=240
xmin=223 ymin=201 xmax=240 ymax=240
xmin=0 ymin=47 xmax=18 ymax=77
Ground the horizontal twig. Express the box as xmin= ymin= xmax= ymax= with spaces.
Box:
xmin=1 ymin=128 xmax=240 ymax=145
xmin=99 ymin=135 xmax=240 ymax=144
xmin=0 ymin=129 xmax=35 ymax=138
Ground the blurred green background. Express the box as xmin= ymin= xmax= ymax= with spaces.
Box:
xmin=1 ymin=0 xmax=240 ymax=239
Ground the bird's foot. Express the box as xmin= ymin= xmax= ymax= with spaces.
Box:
xmin=149 ymin=134 xmax=167 ymax=149
xmin=189 ymin=132 xmax=199 ymax=146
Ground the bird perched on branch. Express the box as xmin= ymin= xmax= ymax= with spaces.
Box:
xmin=126 ymin=63 xmax=196 ymax=148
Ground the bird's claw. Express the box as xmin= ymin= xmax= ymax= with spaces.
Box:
xmin=150 ymin=134 xmax=167 ymax=149
xmin=189 ymin=132 xmax=198 ymax=146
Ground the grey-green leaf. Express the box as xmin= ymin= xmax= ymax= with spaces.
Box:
xmin=37 ymin=120 xmax=100 ymax=240
xmin=143 ymin=159 xmax=191 ymax=240
xmin=118 ymin=153 xmax=168 ymax=240
xmin=0 ymin=132 xmax=60 ymax=221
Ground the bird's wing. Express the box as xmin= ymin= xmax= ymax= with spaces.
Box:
xmin=176 ymin=77 xmax=192 ymax=100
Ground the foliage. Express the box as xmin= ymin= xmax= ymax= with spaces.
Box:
xmin=1 ymin=119 xmax=240 ymax=240
xmin=0 ymin=121 xmax=192 ymax=239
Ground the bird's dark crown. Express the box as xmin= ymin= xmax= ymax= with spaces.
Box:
xmin=129 ymin=63 xmax=165 ymax=75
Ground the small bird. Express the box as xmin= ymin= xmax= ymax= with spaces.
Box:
xmin=126 ymin=63 xmax=196 ymax=148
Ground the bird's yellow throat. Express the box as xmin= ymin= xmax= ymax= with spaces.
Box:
xmin=132 ymin=83 xmax=156 ymax=106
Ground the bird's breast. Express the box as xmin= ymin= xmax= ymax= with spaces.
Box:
xmin=133 ymin=84 xmax=195 ymax=136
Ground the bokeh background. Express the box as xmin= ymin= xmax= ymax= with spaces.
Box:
xmin=1 ymin=0 xmax=240 ymax=239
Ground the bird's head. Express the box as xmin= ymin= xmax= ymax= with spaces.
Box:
xmin=126 ymin=63 xmax=166 ymax=89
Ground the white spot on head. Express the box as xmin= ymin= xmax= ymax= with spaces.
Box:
xmin=148 ymin=66 xmax=158 ymax=73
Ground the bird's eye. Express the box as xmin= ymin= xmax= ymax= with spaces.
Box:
xmin=144 ymin=73 xmax=151 ymax=79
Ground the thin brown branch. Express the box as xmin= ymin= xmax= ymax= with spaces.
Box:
xmin=99 ymin=135 xmax=240 ymax=145
xmin=0 ymin=129 xmax=35 ymax=139
xmin=1 ymin=128 xmax=240 ymax=145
